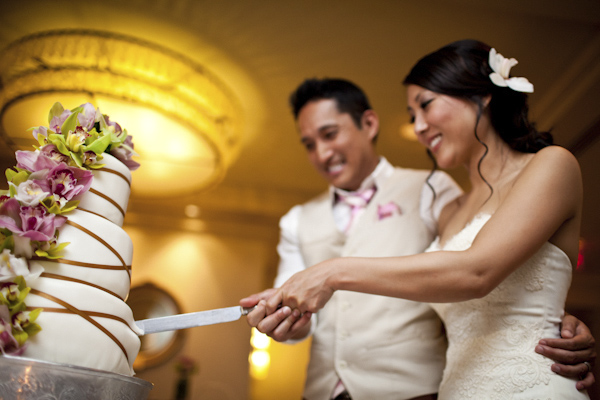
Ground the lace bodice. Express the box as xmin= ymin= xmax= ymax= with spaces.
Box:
xmin=426 ymin=214 xmax=589 ymax=399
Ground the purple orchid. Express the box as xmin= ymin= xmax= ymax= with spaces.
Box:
xmin=76 ymin=103 xmax=99 ymax=131
xmin=33 ymin=162 xmax=93 ymax=202
xmin=110 ymin=135 xmax=140 ymax=171
xmin=32 ymin=108 xmax=72 ymax=140
xmin=49 ymin=109 xmax=72 ymax=132
xmin=40 ymin=144 xmax=70 ymax=165
xmin=0 ymin=199 xmax=66 ymax=257
xmin=31 ymin=125 xmax=49 ymax=140
xmin=104 ymin=114 xmax=123 ymax=135
xmin=16 ymin=149 xmax=60 ymax=173
xmin=0 ymin=305 xmax=23 ymax=356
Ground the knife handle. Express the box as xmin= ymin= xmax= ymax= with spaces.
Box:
xmin=241 ymin=306 xmax=256 ymax=316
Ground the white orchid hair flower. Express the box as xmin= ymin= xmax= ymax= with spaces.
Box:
xmin=488 ymin=48 xmax=534 ymax=93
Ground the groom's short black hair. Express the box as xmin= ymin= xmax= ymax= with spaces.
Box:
xmin=289 ymin=78 xmax=372 ymax=128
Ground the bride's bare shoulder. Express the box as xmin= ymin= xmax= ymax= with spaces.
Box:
xmin=521 ymin=146 xmax=581 ymax=184
xmin=531 ymin=145 xmax=578 ymax=168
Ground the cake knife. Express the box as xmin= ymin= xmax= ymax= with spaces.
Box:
xmin=135 ymin=306 xmax=256 ymax=335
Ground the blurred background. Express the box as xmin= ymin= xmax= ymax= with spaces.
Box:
xmin=0 ymin=1 xmax=598 ymax=399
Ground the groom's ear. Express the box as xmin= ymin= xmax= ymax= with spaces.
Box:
xmin=361 ymin=110 xmax=379 ymax=141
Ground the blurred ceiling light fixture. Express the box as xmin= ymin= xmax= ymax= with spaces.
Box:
xmin=0 ymin=29 xmax=242 ymax=197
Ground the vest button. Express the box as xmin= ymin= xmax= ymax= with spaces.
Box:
xmin=338 ymin=360 xmax=348 ymax=369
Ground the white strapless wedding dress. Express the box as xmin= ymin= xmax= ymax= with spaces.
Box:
xmin=426 ymin=214 xmax=589 ymax=399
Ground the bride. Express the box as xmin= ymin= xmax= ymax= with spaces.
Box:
xmin=261 ymin=40 xmax=591 ymax=398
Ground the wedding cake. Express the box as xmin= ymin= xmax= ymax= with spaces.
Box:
xmin=0 ymin=102 xmax=141 ymax=376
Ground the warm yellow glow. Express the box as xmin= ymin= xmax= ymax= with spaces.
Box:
xmin=184 ymin=204 xmax=201 ymax=219
xmin=97 ymin=98 xmax=209 ymax=161
xmin=399 ymin=122 xmax=417 ymax=141
xmin=0 ymin=29 xmax=243 ymax=196
xmin=179 ymin=218 xmax=207 ymax=232
xmin=250 ymin=328 xmax=271 ymax=350
xmin=1 ymin=93 xmax=93 ymax=148
xmin=95 ymin=97 xmax=218 ymax=196
xmin=1 ymin=95 xmax=220 ymax=197
xmin=249 ymin=350 xmax=271 ymax=380
xmin=249 ymin=328 xmax=272 ymax=380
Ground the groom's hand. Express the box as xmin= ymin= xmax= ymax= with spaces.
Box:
xmin=536 ymin=313 xmax=596 ymax=390
xmin=240 ymin=288 xmax=312 ymax=342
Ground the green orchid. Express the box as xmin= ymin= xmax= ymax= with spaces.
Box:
xmin=0 ymin=277 xmax=29 ymax=306
xmin=47 ymin=102 xmax=66 ymax=123
xmin=65 ymin=127 xmax=88 ymax=154
xmin=23 ymin=308 xmax=42 ymax=337
xmin=45 ymin=133 xmax=70 ymax=156
xmin=37 ymin=105 xmax=115 ymax=169
xmin=59 ymin=111 xmax=79 ymax=142
xmin=35 ymin=239 xmax=70 ymax=260
xmin=41 ymin=196 xmax=80 ymax=215
xmin=0 ymin=278 xmax=42 ymax=349
xmin=5 ymin=168 xmax=31 ymax=188
xmin=0 ymin=231 xmax=14 ymax=254
xmin=12 ymin=308 xmax=43 ymax=346
xmin=32 ymin=101 xmax=137 ymax=172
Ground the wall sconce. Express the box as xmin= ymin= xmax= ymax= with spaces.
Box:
xmin=0 ymin=29 xmax=242 ymax=197
xmin=399 ymin=122 xmax=416 ymax=141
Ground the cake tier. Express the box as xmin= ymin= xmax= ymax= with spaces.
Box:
xmin=31 ymin=209 xmax=133 ymax=303
xmin=22 ymin=162 xmax=141 ymax=376
xmin=24 ymin=277 xmax=141 ymax=376
xmin=77 ymin=153 xmax=132 ymax=227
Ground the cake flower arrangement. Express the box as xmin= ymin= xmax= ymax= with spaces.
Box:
xmin=0 ymin=102 xmax=138 ymax=355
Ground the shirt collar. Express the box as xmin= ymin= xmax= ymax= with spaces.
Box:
xmin=330 ymin=157 xmax=393 ymax=199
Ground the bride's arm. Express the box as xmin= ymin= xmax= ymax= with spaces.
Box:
xmin=267 ymin=146 xmax=582 ymax=313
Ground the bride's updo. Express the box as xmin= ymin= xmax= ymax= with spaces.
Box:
xmin=403 ymin=39 xmax=552 ymax=153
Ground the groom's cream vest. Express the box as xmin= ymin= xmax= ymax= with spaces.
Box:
xmin=298 ymin=168 xmax=446 ymax=400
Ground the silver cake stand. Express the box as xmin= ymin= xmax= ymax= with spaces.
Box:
xmin=0 ymin=356 xmax=153 ymax=400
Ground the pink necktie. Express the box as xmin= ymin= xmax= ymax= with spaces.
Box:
xmin=337 ymin=186 xmax=376 ymax=233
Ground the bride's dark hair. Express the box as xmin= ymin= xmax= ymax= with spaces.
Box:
xmin=403 ymin=39 xmax=553 ymax=197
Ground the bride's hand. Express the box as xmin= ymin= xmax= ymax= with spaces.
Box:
xmin=266 ymin=259 xmax=338 ymax=314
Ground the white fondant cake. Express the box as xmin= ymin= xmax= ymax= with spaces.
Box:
xmin=0 ymin=102 xmax=142 ymax=377
xmin=23 ymin=154 xmax=141 ymax=376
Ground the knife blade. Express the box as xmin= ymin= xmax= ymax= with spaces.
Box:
xmin=135 ymin=306 xmax=255 ymax=335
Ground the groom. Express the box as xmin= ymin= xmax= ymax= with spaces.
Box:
xmin=241 ymin=78 xmax=596 ymax=400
